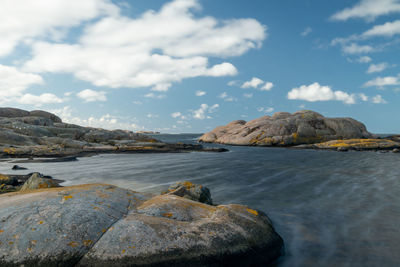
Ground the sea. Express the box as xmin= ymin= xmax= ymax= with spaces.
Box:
xmin=1 ymin=133 xmax=399 ymax=267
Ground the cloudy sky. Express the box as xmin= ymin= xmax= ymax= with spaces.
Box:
xmin=1 ymin=0 xmax=400 ymax=133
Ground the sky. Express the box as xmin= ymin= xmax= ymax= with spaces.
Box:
xmin=1 ymin=0 xmax=400 ymax=134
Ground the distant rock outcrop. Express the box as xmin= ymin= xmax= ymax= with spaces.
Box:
xmin=0 ymin=107 xmax=225 ymax=157
xmin=199 ymin=110 xmax=372 ymax=146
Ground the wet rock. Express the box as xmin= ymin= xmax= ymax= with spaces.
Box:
xmin=0 ymin=184 xmax=283 ymax=266
xmin=199 ymin=110 xmax=372 ymax=146
xmin=302 ymin=139 xmax=400 ymax=151
xmin=337 ymin=146 xmax=349 ymax=152
xmin=165 ymin=181 xmax=213 ymax=205
xmin=20 ymin=172 xmax=61 ymax=192
xmin=0 ymin=174 xmax=18 ymax=186
xmin=12 ymin=165 xmax=27 ymax=170
xmin=393 ymin=148 xmax=400 ymax=153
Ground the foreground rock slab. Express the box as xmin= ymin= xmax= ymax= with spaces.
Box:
xmin=199 ymin=110 xmax=372 ymax=146
xmin=0 ymin=184 xmax=283 ymax=266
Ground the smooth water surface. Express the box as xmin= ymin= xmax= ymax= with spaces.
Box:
xmin=1 ymin=134 xmax=399 ymax=266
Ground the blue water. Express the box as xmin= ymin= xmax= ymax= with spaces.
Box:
xmin=1 ymin=134 xmax=400 ymax=266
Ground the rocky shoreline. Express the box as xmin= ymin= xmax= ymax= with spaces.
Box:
xmin=199 ymin=110 xmax=400 ymax=152
xmin=0 ymin=107 xmax=227 ymax=159
xmin=0 ymin=175 xmax=284 ymax=266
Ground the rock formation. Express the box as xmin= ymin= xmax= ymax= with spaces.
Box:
xmin=0 ymin=107 xmax=226 ymax=157
xmin=0 ymin=183 xmax=283 ymax=266
xmin=199 ymin=110 xmax=372 ymax=146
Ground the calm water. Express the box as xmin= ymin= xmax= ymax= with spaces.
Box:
xmin=1 ymin=134 xmax=400 ymax=266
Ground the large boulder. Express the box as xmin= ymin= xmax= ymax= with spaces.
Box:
xmin=165 ymin=181 xmax=213 ymax=205
xmin=0 ymin=108 xmax=30 ymax=118
xmin=199 ymin=110 xmax=372 ymax=146
xmin=29 ymin=110 xmax=62 ymax=123
xmin=0 ymin=184 xmax=283 ymax=266
xmin=19 ymin=172 xmax=61 ymax=192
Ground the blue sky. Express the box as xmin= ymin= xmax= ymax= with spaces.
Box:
xmin=1 ymin=0 xmax=400 ymax=133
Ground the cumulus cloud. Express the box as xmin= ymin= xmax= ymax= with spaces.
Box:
xmin=171 ymin=112 xmax=182 ymax=118
xmin=260 ymin=82 xmax=274 ymax=91
xmin=367 ymin=63 xmax=388 ymax=73
xmin=331 ymin=0 xmax=400 ymax=21
xmin=193 ymin=103 xmax=219 ymax=119
xmin=0 ymin=64 xmax=51 ymax=104
xmin=357 ymin=56 xmax=372 ymax=63
xmin=18 ymin=93 xmax=63 ymax=106
xmin=144 ymin=93 xmax=166 ymax=99
xmin=372 ymin=94 xmax=387 ymax=104
xmin=363 ymin=20 xmax=400 ymax=37
xmin=218 ymin=92 xmax=236 ymax=102
xmin=77 ymin=89 xmax=107 ymax=102
xmin=342 ymin=43 xmax=374 ymax=54
xmin=241 ymin=77 xmax=264 ymax=88
xmin=301 ymin=27 xmax=312 ymax=37
xmin=195 ymin=90 xmax=206 ymax=96
xmin=23 ymin=0 xmax=265 ymax=91
xmin=50 ymin=106 xmax=143 ymax=131
xmin=243 ymin=93 xmax=253 ymax=98
xmin=363 ymin=75 xmax=400 ymax=87
xmin=0 ymin=0 xmax=118 ymax=57
xmin=257 ymin=107 xmax=274 ymax=113
xmin=287 ymin=82 xmax=356 ymax=104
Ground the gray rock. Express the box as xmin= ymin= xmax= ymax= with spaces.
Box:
xmin=393 ymin=148 xmax=400 ymax=153
xmin=19 ymin=172 xmax=61 ymax=191
xmin=0 ymin=184 xmax=283 ymax=266
xmin=29 ymin=110 xmax=62 ymax=123
xmin=0 ymin=107 xmax=30 ymax=118
xmin=199 ymin=110 xmax=372 ymax=146
xmin=165 ymin=181 xmax=213 ymax=205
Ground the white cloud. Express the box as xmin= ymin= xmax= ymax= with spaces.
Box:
xmin=151 ymin=83 xmax=172 ymax=92
xmin=301 ymin=27 xmax=312 ymax=37
xmin=241 ymin=77 xmax=264 ymax=88
xmin=50 ymin=106 xmax=143 ymax=131
xmin=331 ymin=0 xmax=400 ymax=21
xmin=243 ymin=93 xmax=253 ymax=98
xmin=23 ymin=0 xmax=265 ymax=91
xmin=357 ymin=56 xmax=372 ymax=63
xmin=144 ymin=93 xmax=166 ymax=99
xmin=260 ymin=82 xmax=274 ymax=91
xmin=367 ymin=62 xmax=388 ymax=73
xmin=133 ymin=100 xmax=142 ymax=105
xmin=193 ymin=103 xmax=219 ymax=119
xmin=287 ymin=82 xmax=356 ymax=104
xmin=227 ymin=80 xmax=240 ymax=86
xmin=359 ymin=93 xmax=369 ymax=101
xmin=342 ymin=43 xmax=374 ymax=54
xmin=363 ymin=75 xmax=400 ymax=87
xmin=363 ymin=20 xmax=400 ymax=37
xmin=18 ymin=93 xmax=63 ymax=106
xmin=0 ymin=0 xmax=118 ymax=57
xmin=195 ymin=90 xmax=206 ymax=96
xmin=171 ymin=112 xmax=182 ymax=118
xmin=77 ymin=89 xmax=107 ymax=102
xmin=146 ymin=113 xmax=159 ymax=118
xmin=257 ymin=107 xmax=274 ymax=113
xmin=218 ymin=92 xmax=236 ymax=102
xmin=0 ymin=64 xmax=44 ymax=104
xmin=372 ymin=94 xmax=387 ymax=104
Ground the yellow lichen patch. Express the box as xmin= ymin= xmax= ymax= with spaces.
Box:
xmin=63 ymin=195 xmax=73 ymax=201
xmin=122 ymin=249 xmax=126 ymax=254
xmin=162 ymin=212 xmax=173 ymax=218
xmin=101 ymin=228 xmax=107 ymax=233
xmin=31 ymin=228 xmax=36 ymax=231
xmin=67 ymin=241 xmax=79 ymax=248
xmin=83 ymin=240 xmax=93 ymax=246
xmin=9 ymin=241 xmax=14 ymax=245
xmin=128 ymin=245 xmax=136 ymax=249
xmin=27 ymin=247 xmax=32 ymax=252
xmin=246 ymin=208 xmax=259 ymax=216
xmin=182 ymin=181 xmax=194 ymax=189
xmin=93 ymin=206 xmax=100 ymax=210
xmin=3 ymin=147 xmax=16 ymax=154
xmin=38 ymin=221 xmax=44 ymax=225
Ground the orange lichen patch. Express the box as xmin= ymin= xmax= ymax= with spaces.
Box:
xmin=67 ymin=241 xmax=79 ymax=248
xmin=0 ymin=230 xmax=4 ymax=234
xmin=38 ymin=221 xmax=44 ymax=225
xmin=162 ymin=212 xmax=173 ymax=218
xmin=182 ymin=181 xmax=194 ymax=189
xmin=83 ymin=240 xmax=93 ymax=246
xmin=31 ymin=240 xmax=37 ymax=245
xmin=3 ymin=147 xmax=16 ymax=154
xmin=317 ymin=139 xmax=398 ymax=149
xmin=63 ymin=195 xmax=73 ymax=201
xmin=93 ymin=206 xmax=100 ymax=210
xmin=101 ymin=228 xmax=107 ymax=233
xmin=9 ymin=241 xmax=14 ymax=245
xmin=31 ymin=228 xmax=36 ymax=231
xmin=246 ymin=208 xmax=259 ymax=216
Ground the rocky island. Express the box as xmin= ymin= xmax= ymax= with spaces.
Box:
xmin=0 ymin=177 xmax=284 ymax=266
xmin=199 ymin=110 xmax=400 ymax=151
xmin=0 ymin=107 xmax=226 ymax=159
